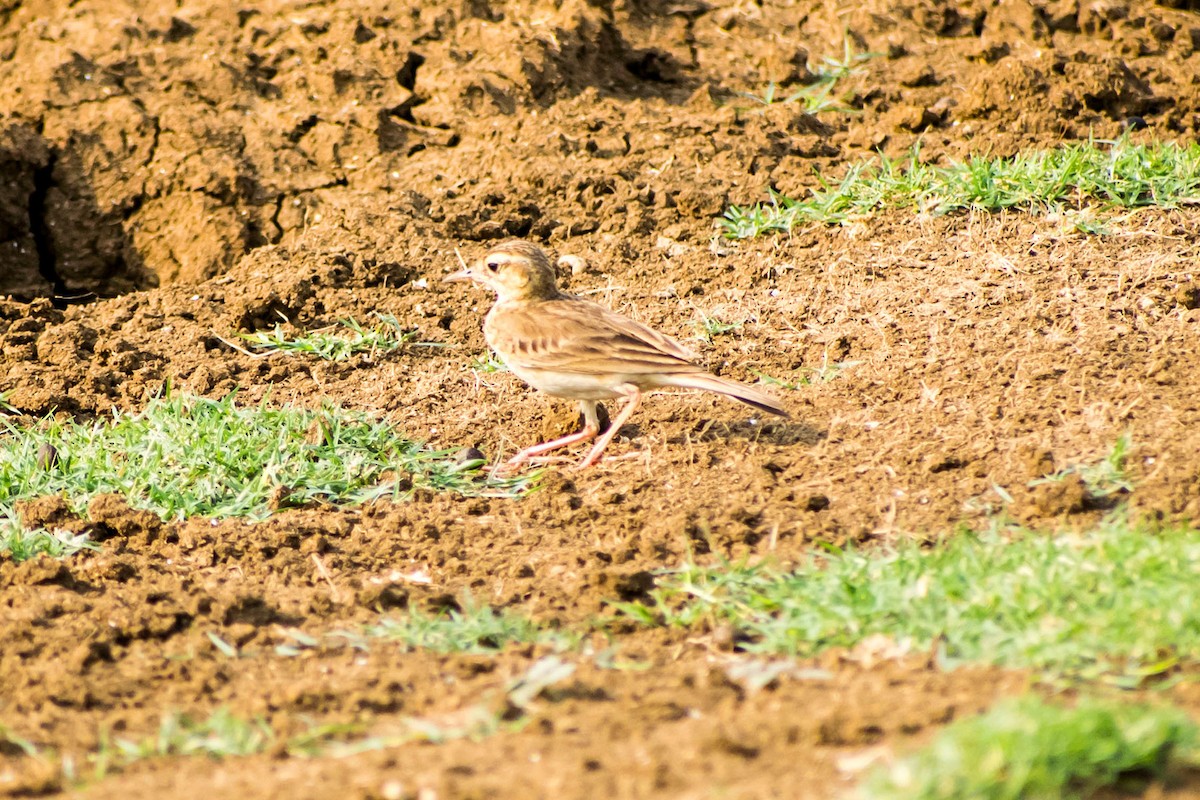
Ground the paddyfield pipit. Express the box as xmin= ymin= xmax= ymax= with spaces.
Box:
xmin=446 ymin=240 xmax=788 ymax=469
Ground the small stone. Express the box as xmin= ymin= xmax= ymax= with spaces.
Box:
xmin=1149 ymin=19 xmax=1175 ymax=41
xmin=900 ymin=64 xmax=939 ymax=87
xmin=164 ymin=17 xmax=197 ymax=42
xmin=353 ymin=21 xmax=377 ymax=43
xmin=1174 ymin=281 xmax=1200 ymax=309
xmin=805 ymin=494 xmax=830 ymax=512
xmin=557 ymin=254 xmax=588 ymax=276
xmin=455 ymin=446 xmax=486 ymax=468
xmin=36 ymin=443 xmax=59 ymax=470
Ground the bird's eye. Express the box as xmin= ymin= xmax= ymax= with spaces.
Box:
xmin=486 ymin=260 xmax=500 ymax=273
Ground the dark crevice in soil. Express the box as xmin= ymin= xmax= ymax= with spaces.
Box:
xmin=121 ymin=192 xmax=145 ymax=223
xmin=270 ymin=193 xmax=286 ymax=242
xmin=396 ymin=51 xmax=425 ymax=91
xmin=286 ymin=114 xmax=319 ymax=143
xmin=0 ymin=0 xmax=22 ymax=30
xmin=143 ymin=114 xmax=162 ymax=169
xmin=268 ymin=178 xmax=350 ymax=243
xmin=28 ymin=151 xmax=65 ymax=301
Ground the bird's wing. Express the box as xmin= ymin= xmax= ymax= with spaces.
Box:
xmin=486 ymin=296 xmax=701 ymax=376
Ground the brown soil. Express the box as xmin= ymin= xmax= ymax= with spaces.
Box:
xmin=3 ymin=0 xmax=1200 ymax=796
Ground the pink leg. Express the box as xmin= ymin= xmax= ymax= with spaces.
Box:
xmin=504 ymin=424 xmax=599 ymax=469
xmin=574 ymin=387 xmax=641 ymax=470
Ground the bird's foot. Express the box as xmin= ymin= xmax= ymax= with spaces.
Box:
xmin=493 ymin=426 xmax=601 ymax=475
xmin=494 ymin=452 xmax=585 ymax=475
xmin=491 ymin=452 xmax=535 ymax=477
xmin=526 ymin=455 xmax=576 ymax=466
xmin=572 ymin=450 xmax=605 ymax=470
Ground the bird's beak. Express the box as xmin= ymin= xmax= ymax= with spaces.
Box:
xmin=445 ymin=247 xmax=476 ymax=283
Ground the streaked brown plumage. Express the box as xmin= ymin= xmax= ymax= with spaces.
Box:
xmin=445 ymin=239 xmax=788 ymax=469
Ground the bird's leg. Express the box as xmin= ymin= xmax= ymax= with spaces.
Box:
xmin=505 ymin=427 xmax=598 ymax=466
xmin=575 ymin=386 xmax=641 ymax=470
xmin=502 ymin=401 xmax=600 ymax=470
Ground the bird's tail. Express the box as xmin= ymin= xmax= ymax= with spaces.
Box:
xmin=660 ymin=372 xmax=790 ymax=418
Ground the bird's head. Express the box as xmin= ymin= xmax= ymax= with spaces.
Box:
xmin=444 ymin=240 xmax=561 ymax=302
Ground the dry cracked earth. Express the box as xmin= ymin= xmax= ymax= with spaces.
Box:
xmin=3 ymin=0 xmax=1200 ymax=797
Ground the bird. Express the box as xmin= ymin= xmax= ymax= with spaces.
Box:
xmin=445 ymin=239 xmax=788 ymax=470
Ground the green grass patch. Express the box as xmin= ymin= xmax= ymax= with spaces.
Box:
xmin=0 ymin=394 xmax=532 ymax=543
xmin=275 ymin=601 xmax=575 ymax=656
xmin=0 ymin=514 xmax=99 ymax=562
xmin=81 ymin=656 xmax=575 ymax=776
xmin=294 ymin=656 xmax=577 ymax=757
xmin=616 ymin=517 xmax=1200 ymax=684
xmin=751 ymin=352 xmax=861 ymax=389
xmin=95 ymin=708 xmax=273 ymax=772
xmin=1028 ymin=433 xmax=1133 ymax=500
xmin=735 ymin=36 xmax=877 ymax=116
xmin=238 ymin=314 xmax=438 ymax=361
xmin=723 ymin=139 xmax=1200 ymax=237
xmin=346 ymin=604 xmax=574 ymax=654
xmin=693 ymin=312 xmax=745 ymax=343
xmin=468 ymin=353 xmax=509 ymax=374
xmin=736 ymin=80 xmax=853 ymax=116
xmin=862 ymin=695 xmax=1199 ymax=800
